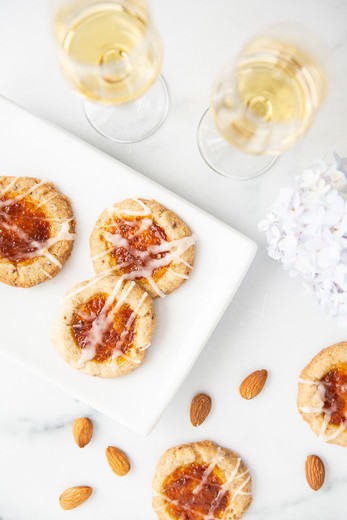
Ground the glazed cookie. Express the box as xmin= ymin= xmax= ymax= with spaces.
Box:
xmin=298 ymin=342 xmax=347 ymax=446
xmin=0 ymin=176 xmax=75 ymax=287
xmin=152 ymin=440 xmax=252 ymax=520
xmin=90 ymin=198 xmax=196 ymax=298
xmin=52 ymin=274 xmax=155 ymax=378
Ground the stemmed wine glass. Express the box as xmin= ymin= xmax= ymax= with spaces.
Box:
xmin=54 ymin=0 xmax=168 ymax=143
xmin=197 ymin=24 xmax=329 ymax=180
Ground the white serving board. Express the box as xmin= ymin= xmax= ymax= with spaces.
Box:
xmin=0 ymin=96 xmax=256 ymax=435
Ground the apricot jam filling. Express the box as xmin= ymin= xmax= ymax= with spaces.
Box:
xmin=71 ymin=293 xmax=135 ymax=363
xmin=104 ymin=216 xmax=169 ymax=281
xmin=162 ymin=462 xmax=229 ymax=520
xmin=0 ymin=195 xmax=50 ymax=263
xmin=320 ymin=363 xmax=347 ymax=426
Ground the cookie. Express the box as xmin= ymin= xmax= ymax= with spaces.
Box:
xmin=0 ymin=176 xmax=75 ymax=287
xmin=152 ymin=440 xmax=252 ymax=520
xmin=90 ymin=198 xmax=196 ymax=298
xmin=52 ymin=274 xmax=155 ymax=378
xmin=298 ymin=341 xmax=347 ymax=446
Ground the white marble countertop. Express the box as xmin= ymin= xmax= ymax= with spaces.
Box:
xmin=1 ymin=0 xmax=347 ymax=519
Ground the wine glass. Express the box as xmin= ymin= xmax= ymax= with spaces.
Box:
xmin=197 ymin=24 xmax=329 ymax=180
xmin=54 ymin=0 xmax=168 ymax=143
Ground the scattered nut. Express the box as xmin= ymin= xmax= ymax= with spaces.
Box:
xmin=59 ymin=485 xmax=92 ymax=510
xmin=190 ymin=393 xmax=212 ymax=426
xmin=106 ymin=446 xmax=131 ymax=476
xmin=239 ymin=369 xmax=268 ymax=400
xmin=305 ymin=455 xmax=325 ymax=491
xmin=72 ymin=417 xmax=93 ymax=448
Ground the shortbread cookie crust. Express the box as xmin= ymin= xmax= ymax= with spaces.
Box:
xmin=0 ymin=176 xmax=75 ymax=287
xmin=152 ymin=440 xmax=252 ymax=520
xmin=52 ymin=274 xmax=155 ymax=378
xmin=90 ymin=198 xmax=195 ymax=298
xmin=298 ymin=342 xmax=347 ymax=446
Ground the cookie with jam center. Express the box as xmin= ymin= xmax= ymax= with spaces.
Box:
xmin=52 ymin=274 xmax=155 ymax=378
xmin=0 ymin=176 xmax=75 ymax=287
xmin=90 ymin=198 xmax=196 ymax=298
xmin=298 ymin=341 xmax=347 ymax=446
xmin=152 ymin=440 xmax=252 ymax=520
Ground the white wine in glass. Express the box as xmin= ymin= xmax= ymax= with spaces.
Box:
xmin=197 ymin=25 xmax=328 ymax=180
xmin=54 ymin=0 xmax=168 ymax=142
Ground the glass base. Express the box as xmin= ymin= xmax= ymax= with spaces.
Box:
xmin=83 ymin=75 xmax=169 ymax=143
xmin=197 ymin=108 xmax=278 ymax=180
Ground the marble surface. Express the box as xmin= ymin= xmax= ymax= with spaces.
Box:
xmin=0 ymin=0 xmax=347 ymax=519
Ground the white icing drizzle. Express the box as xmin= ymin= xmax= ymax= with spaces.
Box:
xmin=204 ymin=459 xmax=242 ymax=519
xmin=300 ymin=406 xmax=324 ymax=414
xmin=110 ymin=291 xmax=148 ymax=370
xmin=91 ymin=247 xmax=115 ymax=261
xmin=17 ymin=220 xmax=74 ymax=262
xmin=133 ymin=217 xmax=153 ymax=236
xmin=147 ymin=275 xmax=167 ymax=298
xmin=99 ymin=199 xmax=196 ymax=298
xmin=152 ymin=502 xmax=166 ymax=512
xmin=166 ymin=268 xmax=189 ymax=280
xmin=0 ymin=179 xmax=75 ymax=266
xmin=298 ymin=378 xmax=319 ymax=386
xmin=35 ymin=192 xmax=58 ymax=208
xmin=299 ymin=378 xmax=347 ymax=441
xmin=104 ymin=231 xmax=129 ymax=249
xmin=320 ymin=420 xmax=346 ymax=441
xmin=154 ymin=452 xmax=250 ymax=520
xmin=139 ymin=342 xmax=151 ymax=352
xmin=318 ymin=378 xmax=347 ymax=440
xmin=113 ymin=216 xmax=153 ymax=238
xmin=117 ymin=352 xmax=142 ymax=365
xmin=0 ymin=177 xmax=18 ymax=197
xmin=78 ymin=277 xmax=134 ymax=365
xmin=178 ymin=258 xmax=194 ymax=269
xmin=72 ymin=276 xmax=148 ymax=367
xmin=0 ymin=219 xmax=29 ymax=242
xmin=0 ymin=218 xmax=74 ymax=263
xmin=230 ymin=474 xmax=252 ymax=503
xmin=32 ymin=217 xmax=74 ymax=223
xmin=64 ymin=273 xmax=109 ymax=302
xmin=0 ymin=178 xmax=48 ymax=208
xmin=113 ymin=198 xmax=151 ymax=217
xmin=41 ymin=268 xmax=53 ymax=279
xmin=153 ymin=494 xmax=196 ymax=517
xmin=192 ymin=455 xmax=220 ymax=495
xmin=43 ymin=249 xmax=62 ymax=268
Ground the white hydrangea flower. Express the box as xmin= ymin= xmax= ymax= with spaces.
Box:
xmin=258 ymin=153 xmax=347 ymax=326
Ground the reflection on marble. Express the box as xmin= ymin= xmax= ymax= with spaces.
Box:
xmin=0 ymin=0 xmax=347 ymax=518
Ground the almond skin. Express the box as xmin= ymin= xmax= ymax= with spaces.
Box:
xmin=59 ymin=486 xmax=92 ymax=510
xmin=190 ymin=393 xmax=212 ymax=427
xmin=239 ymin=369 xmax=268 ymax=399
xmin=106 ymin=446 xmax=130 ymax=476
xmin=305 ymin=455 xmax=325 ymax=491
xmin=72 ymin=417 xmax=93 ymax=448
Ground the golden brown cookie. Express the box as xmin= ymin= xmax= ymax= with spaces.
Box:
xmin=0 ymin=176 xmax=75 ymax=287
xmin=52 ymin=274 xmax=155 ymax=378
xmin=90 ymin=198 xmax=196 ymax=298
xmin=298 ymin=341 xmax=347 ymax=446
xmin=152 ymin=440 xmax=252 ymax=520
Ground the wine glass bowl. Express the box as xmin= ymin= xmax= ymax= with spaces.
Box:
xmin=198 ymin=24 xmax=329 ymax=180
xmin=54 ymin=0 xmax=168 ymax=142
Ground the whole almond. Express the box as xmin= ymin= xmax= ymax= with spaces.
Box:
xmin=239 ymin=369 xmax=268 ymax=399
xmin=190 ymin=393 xmax=212 ymax=427
xmin=72 ymin=417 xmax=93 ymax=448
xmin=106 ymin=446 xmax=130 ymax=476
xmin=59 ymin=486 xmax=92 ymax=510
xmin=305 ymin=455 xmax=325 ymax=491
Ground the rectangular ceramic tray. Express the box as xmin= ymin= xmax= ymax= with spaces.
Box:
xmin=0 ymin=96 xmax=256 ymax=434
